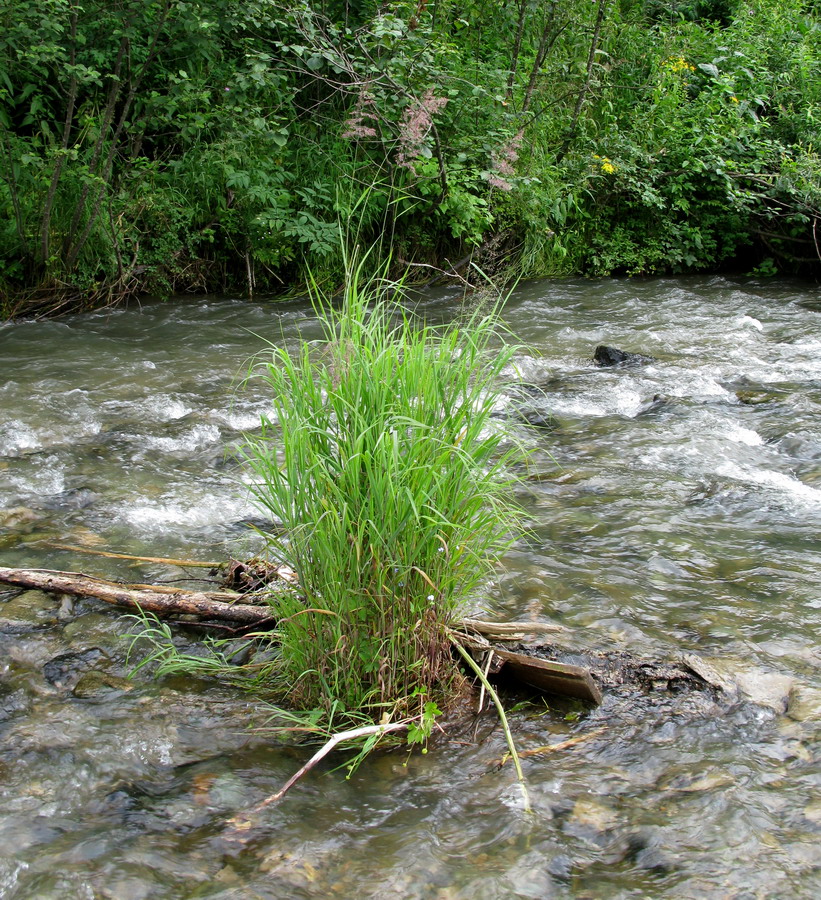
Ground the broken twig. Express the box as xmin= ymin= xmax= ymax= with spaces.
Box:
xmin=227 ymin=720 xmax=410 ymax=831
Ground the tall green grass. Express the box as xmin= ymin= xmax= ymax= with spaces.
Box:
xmin=243 ymin=252 xmax=527 ymax=723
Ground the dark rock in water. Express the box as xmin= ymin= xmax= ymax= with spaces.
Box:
xmin=0 ymin=617 xmax=52 ymax=635
xmin=38 ymin=487 xmax=99 ymax=511
xmin=223 ymin=639 xmax=254 ymax=667
xmin=513 ymin=381 xmax=556 ymax=398
xmin=721 ymin=376 xmax=789 ymax=406
xmin=636 ymin=394 xmax=669 ymax=416
xmin=547 ymin=855 xmax=574 ymax=881
xmin=0 ymin=687 xmax=30 ymax=722
xmin=634 ymin=846 xmax=678 ymax=875
xmin=593 ymin=345 xmax=656 ymax=367
xmin=516 ymin=407 xmax=558 ymax=430
xmin=227 ymin=516 xmax=280 ymax=534
xmin=43 ymin=647 xmax=108 ymax=688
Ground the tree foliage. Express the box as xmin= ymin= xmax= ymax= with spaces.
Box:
xmin=0 ymin=0 xmax=819 ymax=316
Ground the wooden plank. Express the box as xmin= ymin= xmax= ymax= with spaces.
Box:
xmin=493 ymin=648 xmax=603 ymax=705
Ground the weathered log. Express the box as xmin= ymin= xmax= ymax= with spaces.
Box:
xmin=0 ymin=566 xmax=605 ymax=705
xmin=461 ymin=618 xmax=566 ymax=638
xmin=0 ymin=566 xmax=274 ymax=626
xmin=493 ymin=647 xmax=603 ymax=705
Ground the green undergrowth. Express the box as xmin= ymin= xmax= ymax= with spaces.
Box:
xmin=4 ymin=1 xmax=820 ymax=317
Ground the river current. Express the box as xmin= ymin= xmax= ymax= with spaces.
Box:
xmin=1 ymin=276 xmax=819 ymax=898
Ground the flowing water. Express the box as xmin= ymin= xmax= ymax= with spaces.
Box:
xmin=1 ymin=277 xmax=820 ymax=898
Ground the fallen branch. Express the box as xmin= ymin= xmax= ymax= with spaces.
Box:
xmin=227 ymin=720 xmax=410 ymax=832
xmin=0 ymin=566 xmax=274 ymax=626
xmin=461 ymin=618 xmax=567 ymax=637
xmin=44 ymin=542 xmax=222 ymax=568
xmin=492 ymin=727 xmax=606 ymax=768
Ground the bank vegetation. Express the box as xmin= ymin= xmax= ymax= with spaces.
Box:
xmin=1 ymin=0 xmax=820 ymax=318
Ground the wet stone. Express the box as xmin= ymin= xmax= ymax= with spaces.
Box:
xmin=547 ymin=854 xmax=574 ymax=881
xmin=0 ymin=686 xmax=30 ymax=722
xmin=99 ymin=877 xmax=155 ymax=900
xmin=1 ymin=590 xmax=59 ymax=627
xmin=663 ymin=770 xmax=735 ymax=793
xmin=0 ymin=617 xmax=52 ymax=635
xmin=567 ymin=798 xmax=619 ymax=835
xmin=61 ymin=611 xmax=116 ymax=643
xmin=593 ymin=345 xmax=656 ymax=367
xmin=513 ymin=405 xmax=558 ymax=430
xmin=0 ymin=814 xmax=68 ymax=854
xmin=736 ymin=389 xmax=780 ymax=405
xmin=634 ymin=845 xmax=678 ymax=874
xmin=72 ymin=671 xmax=133 ymax=699
xmin=43 ymin=647 xmax=109 ymax=689
xmin=787 ymin=686 xmax=821 ymax=722
xmin=37 ymin=487 xmax=99 ymax=510
xmin=733 ymin=670 xmax=794 ymax=713
xmin=57 ymin=595 xmax=75 ymax=621
xmin=0 ymin=507 xmax=41 ymax=529
xmin=803 ymin=801 xmax=821 ymax=826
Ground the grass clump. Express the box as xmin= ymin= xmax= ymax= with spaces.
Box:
xmin=242 ymin=252 xmax=527 ymax=726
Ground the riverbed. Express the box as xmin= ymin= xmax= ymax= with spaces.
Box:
xmin=1 ymin=276 xmax=820 ymax=898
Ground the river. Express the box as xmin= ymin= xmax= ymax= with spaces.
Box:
xmin=1 ymin=276 xmax=819 ymax=898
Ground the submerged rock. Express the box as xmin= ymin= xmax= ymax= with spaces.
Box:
xmin=72 ymin=671 xmax=133 ymax=698
xmin=43 ymin=647 xmax=109 ymax=689
xmin=515 ymin=407 xmax=558 ymax=430
xmin=546 ymin=854 xmax=574 ymax=881
xmin=682 ymin=655 xmax=796 ymax=713
xmin=38 ymin=487 xmax=99 ymax=511
xmin=722 ymin=376 xmax=789 ymax=406
xmin=1 ymin=590 xmax=59 ymax=628
xmin=787 ymin=686 xmax=821 ymax=722
xmin=568 ymin=797 xmax=619 ymax=833
xmin=0 ymin=617 xmax=52 ymax=635
xmin=593 ymin=345 xmax=656 ymax=367
xmin=734 ymin=670 xmax=794 ymax=713
xmin=0 ymin=507 xmax=41 ymax=529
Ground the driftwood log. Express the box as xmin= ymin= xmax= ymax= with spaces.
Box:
xmin=0 ymin=566 xmax=274 ymax=626
xmin=0 ymin=565 xmax=605 ymax=704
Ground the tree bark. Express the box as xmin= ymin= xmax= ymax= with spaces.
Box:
xmin=566 ymin=0 xmax=610 ymax=144
xmin=506 ymin=0 xmax=529 ymax=102
xmin=0 ymin=567 xmax=274 ymax=626
xmin=522 ymin=2 xmax=563 ymax=116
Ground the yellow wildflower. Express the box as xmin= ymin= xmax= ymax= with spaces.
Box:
xmin=665 ymin=56 xmax=696 ymax=74
xmin=594 ymin=155 xmax=616 ymax=174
